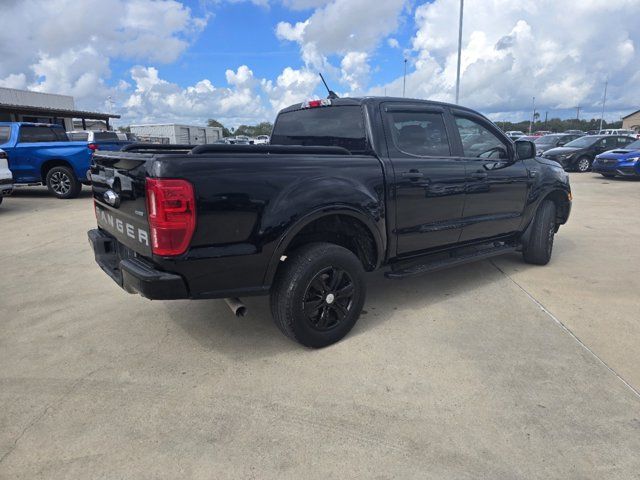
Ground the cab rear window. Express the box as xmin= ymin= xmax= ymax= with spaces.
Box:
xmin=271 ymin=106 xmax=367 ymax=152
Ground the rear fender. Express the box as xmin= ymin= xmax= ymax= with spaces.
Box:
xmin=263 ymin=205 xmax=385 ymax=286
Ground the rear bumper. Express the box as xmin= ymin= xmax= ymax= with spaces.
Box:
xmin=88 ymin=229 xmax=188 ymax=300
xmin=0 ymin=178 xmax=12 ymax=196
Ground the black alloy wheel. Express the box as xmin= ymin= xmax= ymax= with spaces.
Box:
xmin=302 ymin=266 xmax=355 ymax=331
xmin=270 ymin=242 xmax=366 ymax=348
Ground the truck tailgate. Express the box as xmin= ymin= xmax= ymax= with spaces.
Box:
xmin=90 ymin=152 xmax=152 ymax=256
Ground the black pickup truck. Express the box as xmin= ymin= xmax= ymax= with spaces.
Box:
xmin=88 ymin=97 xmax=571 ymax=347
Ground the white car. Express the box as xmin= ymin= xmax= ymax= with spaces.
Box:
xmin=0 ymin=149 xmax=13 ymax=205
xmin=254 ymin=135 xmax=270 ymax=145
xmin=505 ymin=130 xmax=526 ymax=139
xmin=598 ymin=129 xmax=639 ymax=138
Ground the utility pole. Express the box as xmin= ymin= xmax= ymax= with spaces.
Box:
xmin=544 ymin=111 xmax=548 ymax=130
xmin=575 ymin=106 xmax=581 ymax=129
xmin=403 ymin=58 xmax=407 ymax=97
xmin=599 ymin=78 xmax=608 ymax=132
xmin=455 ymin=0 xmax=464 ymax=104
xmin=529 ymin=96 xmax=535 ymax=134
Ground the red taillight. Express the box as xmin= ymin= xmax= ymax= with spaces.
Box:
xmin=145 ymin=178 xmax=196 ymax=256
xmin=88 ymin=143 xmax=98 ymax=151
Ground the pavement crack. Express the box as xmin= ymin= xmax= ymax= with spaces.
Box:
xmin=0 ymin=366 xmax=105 ymax=465
xmin=489 ymin=259 xmax=640 ymax=401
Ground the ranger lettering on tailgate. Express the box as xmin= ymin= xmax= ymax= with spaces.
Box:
xmin=96 ymin=205 xmax=149 ymax=247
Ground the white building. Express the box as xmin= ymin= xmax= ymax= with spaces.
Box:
xmin=0 ymin=87 xmax=118 ymax=130
xmin=130 ymin=124 xmax=223 ymax=145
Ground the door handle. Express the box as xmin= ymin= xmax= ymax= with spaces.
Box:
xmin=401 ymin=170 xmax=424 ymax=180
xmin=471 ymin=171 xmax=488 ymax=179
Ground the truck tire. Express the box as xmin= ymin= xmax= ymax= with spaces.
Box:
xmin=522 ymin=200 xmax=556 ymax=265
xmin=46 ymin=166 xmax=81 ymax=199
xmin=270 ymin=243 xmax=366 ymax=348
xmin=575 ymin=156 xmax=591 ymax=172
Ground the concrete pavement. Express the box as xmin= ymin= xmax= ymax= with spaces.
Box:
xmin=1 ymin=176 xmax=639 ymax=479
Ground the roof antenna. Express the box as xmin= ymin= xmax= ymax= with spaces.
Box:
xmin=319 ymin=73 xmax=339 ymax=99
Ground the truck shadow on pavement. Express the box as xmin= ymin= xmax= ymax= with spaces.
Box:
xmin=164 ymin=255 xmax=527 ymax=355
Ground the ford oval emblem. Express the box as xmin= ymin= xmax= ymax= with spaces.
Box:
xmin=103 ymin=189 xmax=121 ymax=208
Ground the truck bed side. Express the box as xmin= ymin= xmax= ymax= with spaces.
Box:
xmin=91 ymin=149 xmax=386 ymax=298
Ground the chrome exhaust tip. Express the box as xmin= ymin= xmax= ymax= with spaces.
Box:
xmin=224 ymin=297 xmax=246 ymax=317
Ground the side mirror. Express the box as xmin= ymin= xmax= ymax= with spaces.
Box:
xmin=557 ymin=141 xmax=566 ymax=146
xmin=515 ymin=140 xmax=535 ymax=159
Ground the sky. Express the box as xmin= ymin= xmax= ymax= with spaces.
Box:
xmin=0 ymin=0 xmax=638 ymax=128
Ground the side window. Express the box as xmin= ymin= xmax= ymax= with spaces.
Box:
xmin=0 ymin=126 xmax=10 ymax=144
xmin=618 ymin=136 xmax=633 ymax=147
xmin=601 ymin=137 xmax=617 ymax=149
xmin=388 ymin=111 xmax=451 ymax=157
xmin=18 ymin=126 xmax=58 ymax=143
xmin=51 ymin=128 xmax=69 ymax=141
xmin=454 ymin=116 xmax=509 ymax=159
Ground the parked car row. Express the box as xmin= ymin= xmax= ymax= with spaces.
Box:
xmin=507 ymin=126 xmax=640 ymax=177
xmin=533 ymin=134 xmax=638 ymax=174
xmin=215 ymin=135 xmax=271 ymax=145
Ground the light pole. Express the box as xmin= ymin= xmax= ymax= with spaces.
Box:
xmin=455 ymin=0 xmax=464 ymax=103
xmin=403 ymin=58 xmax=407 ymax=97
xmin=529 ymin=96 xmax=535 ymax=134
xmin=599 ymin=78 xmax=608 ymax=132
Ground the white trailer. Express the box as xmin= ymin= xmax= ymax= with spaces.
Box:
xmin=130 ymin=124 xmax=223 ymax=145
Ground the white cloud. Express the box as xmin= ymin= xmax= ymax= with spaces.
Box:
xmin=3 ymin=0 xmax=638 ymax=128
xmin=276 ymin=20 xmax=309 ymax=42
xmin=0 ymin=74 xmax=27 ymax=90
xmin=29 ymin=47 xmax=112 ymax=101
xmin=371 ymin=0 xmax=640 ymax=119
xmin=0 ymin=0 xmax=208 ymax=112
xmin=122 ymin=65 xmax=267 ymax=126
xmin=262 ymin=67 xmax=320 ymax=112
xmin=281 ymin=0 xmax=405 ymax=54
xmin=276 ymin=0 xmax=406 ymax=87
xmin=340 ymin=52 xmax=370 ymax=92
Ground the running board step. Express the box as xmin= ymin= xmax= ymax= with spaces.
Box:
xmin=385 ymin=244 xmax=518 ymax=279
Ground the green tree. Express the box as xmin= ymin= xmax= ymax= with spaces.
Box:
xmin=207 ymin=119 xmax=231 ymax=137
xmin=117 ymin=125 xmax=131 ymax=133
xmin=234 ymin=122 xmax=274 ymax=137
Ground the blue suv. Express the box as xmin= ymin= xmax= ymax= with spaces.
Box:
xmin=592 ymin=138 xmax=640 ymax=178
